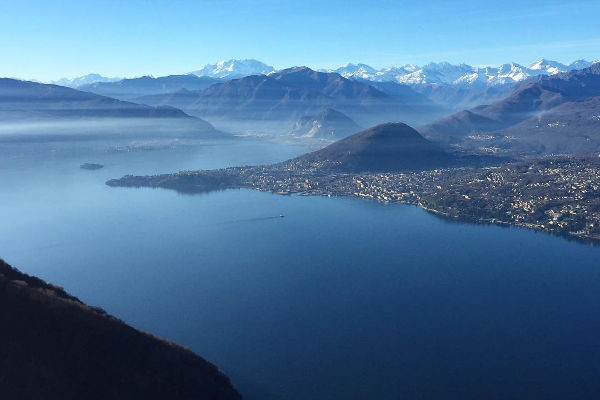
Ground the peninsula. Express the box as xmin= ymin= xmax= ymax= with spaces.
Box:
xmin=107 ymin=123 xmax=600 ymax=243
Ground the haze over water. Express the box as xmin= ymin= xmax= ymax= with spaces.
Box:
xmin=1 ymin=139 xmax=599 ymax=400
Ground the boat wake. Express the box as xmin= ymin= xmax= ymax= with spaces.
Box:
xmin=220 ymin=214 xmax=285 ymax=224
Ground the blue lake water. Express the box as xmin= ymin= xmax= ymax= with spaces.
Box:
xmin=1 ymin=138 xmax=600 ymax=400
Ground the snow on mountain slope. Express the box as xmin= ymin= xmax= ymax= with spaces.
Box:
xmin=568 ymin=60 xmax=595 ymax=70
xmin=50 ymin=74 xmax=121 ymax=88
xmin=191 ymin=59 xmax=274 ymax=78
xmin=328 ymin=63 xmax=378 ymax=80
xmin=328 ymin=59 xmax=598 ymax=87
xmin=50 ymin=59 xmax=598 ymax=90
xmin=528 ymin=59 xmax=569 ymax=74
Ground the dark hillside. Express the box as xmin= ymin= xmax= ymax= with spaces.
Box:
xmin=0 ymin=258 xmax=241 ymax=400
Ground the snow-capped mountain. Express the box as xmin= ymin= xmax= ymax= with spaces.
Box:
xmin=328 ymin=59 xmax=598 ymax=87
xmin=330 ymin=63 xmax=378 ymax=80
xmin=326 ymin=64 xmax=418 ymax=82
xmin=398 ymin=62 xmax=475 ymax=85
xmin=191 ymin=59 xmax=274 ymax=79
xmin=527 ymin=59 xmax=597 ymax=74
xmin=48 ymin=59 xmax=598 ymax=91
xmin=568 ymin=59 xmax=595 ymax=70
xmin=50 ymin=74 xmax=121 ymax=88
xmin=528 ymin=59 xmax=569 ymax=74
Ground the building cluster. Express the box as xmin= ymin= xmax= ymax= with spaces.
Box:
xmin=240 ymin=157 xmax=600 ymax=242
xmin=114 ymin=154 xmax=600 ymax=243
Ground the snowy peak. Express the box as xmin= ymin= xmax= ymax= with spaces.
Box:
xmin=326 ymin=63 xmax=378 ymax=80
xmin=568 ymin=59 xmax=594 ymax=70
xmin=191 ymin=59 xmax=274 ymax=78
xmin=51 ymin=59 xmax=598 ymax=90
xmin=328 ymin=64 xmax=417 ymax=82
xmin=50 ymin=74 xmax=121 ymax=88
xmin=415 ymin=62 xmax=475 ymax=84
xmin=528 ymin=59 xmax=569 ymax=74
xmin=329 ymin=59 xmax=598 ymax=87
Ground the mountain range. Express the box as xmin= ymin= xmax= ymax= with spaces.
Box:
xmin=419 ymin=63 xmax=600 ymax=154
xmin=328 ymin=59 xmax=598 ymax=87
xmin=191 ymin=59 xmax=275 ymax=79
xmin=50 ymin=73 xmax=121 ymax=88
xmin=45 ymin=60 xmax=273 ymax=89
xmin=0 ymin=78 xmax=221 ymax=139
xmin=50 ymin=58 xmax=597 ymax=90
xmin=43 ymin=58 xmax=597 ymax=119
xmin=7 ymin=58 xmax=599 ymax=148
xmin=78 ymin=75 xmax=221 ymax=100
xmin=133 ymin=66 xmax=444 ymax=134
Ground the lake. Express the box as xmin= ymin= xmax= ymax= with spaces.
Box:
xmin=1 ymin=138 xmax=599 ymax=400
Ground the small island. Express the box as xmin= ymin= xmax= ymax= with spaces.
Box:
xmin=80 ymin=163 xmax=104 ymax=170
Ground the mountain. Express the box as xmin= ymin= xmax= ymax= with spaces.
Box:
xmin=289 ymin=108 xmax=361 ymax=139
xmin=48 ymin=59 xmax=598 ymax=93
xmin=403 ymin=62 xmax=476 ymax=85
xmin=0 ymin=78 xmax=221 ymax=139
xmin=328 ymin=64 xmax=421 ymax=83
xmin=271 ymin=66 xmax=386 ymax=101
xmin=79 ymin=75 xmax=221 ymax=100
xmin=357 ymin=79 xmax=448 ymax=108
xmin=410 ymin=83 xmax=515 ymax=111
xmin=0 ymin=258 xmax=241 ymax=400
xmin=328 ymin=60 xmax=597 ymax=111
xmin=528 ymin=59 xmax=569 ymax=74
xmin=326 ymin=63 xmax=381 ymax=80
xmin=569 ymin=59 xmax=596 ymax=70
xmin=289 ymin=122 xmax=456 ymax=172
xmin=501 ymin=96 xmax=600 ymax=154
xmin=528 ymin=59 xmax=596 ymax=74
xmin=329 ymin=59 xmax=598 ymax=87
xmin=135 ymin=67 xmax=443 ymax=134
xmin=0 ymin=78 xmax=190 ymax=120
xmin=191 ymin=59 xmax=274 ymax=79
xmin=419 ymin=63 xmax=600 ymax=154
xmin=51 ymin=73 xmax=121 ymax=88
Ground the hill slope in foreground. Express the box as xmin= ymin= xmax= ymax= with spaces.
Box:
xmin=0 ymin=258 xmax=241 ymax=400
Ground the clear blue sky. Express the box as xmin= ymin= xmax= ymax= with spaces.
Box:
xmin=1 ymin=0 xmax=599 ymax=80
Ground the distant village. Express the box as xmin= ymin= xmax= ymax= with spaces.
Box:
xmin=109 ymin=154 xmax=600 ymax=244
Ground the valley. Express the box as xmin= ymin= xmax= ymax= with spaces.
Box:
xmin=4 ymin=53 xmax=600 ymax=400
xmin=5 ymin=137 xmax=600 ymax=400
xmin=5 ymin=2 xmax=600 ymax=399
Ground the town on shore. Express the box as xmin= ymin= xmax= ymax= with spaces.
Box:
xmin=108 ymin=154 xmax=600 ymax=244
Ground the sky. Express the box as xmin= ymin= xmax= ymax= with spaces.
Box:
xmin=1 ymin=0 xmax=599 ymax=81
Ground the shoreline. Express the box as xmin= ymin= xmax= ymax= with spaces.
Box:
xmin=106 ymin=155 xmax=600 ymax=247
